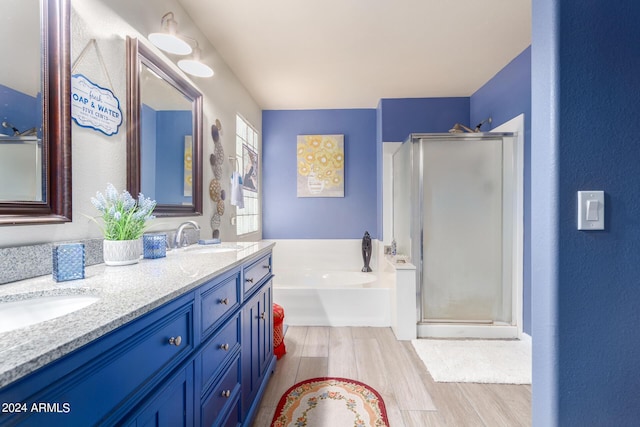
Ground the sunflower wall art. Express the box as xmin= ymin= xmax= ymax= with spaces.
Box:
xmin=297 ymin=134 xmax=344 ymax=197
xmin=183 ymin=135 xmax=193 ymax=197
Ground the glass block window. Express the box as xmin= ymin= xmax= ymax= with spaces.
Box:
xmin=235 ymin=114 xmax=260 ymax=236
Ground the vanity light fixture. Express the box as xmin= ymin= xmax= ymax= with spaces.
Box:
xmin=177 ymin=42 xmax=214 ymax=78
xmin=148 ymin=12 xmax=192 ymax=55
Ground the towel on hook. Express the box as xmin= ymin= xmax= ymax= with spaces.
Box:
xmin=230 ymin=171 xmax=244 ymax=208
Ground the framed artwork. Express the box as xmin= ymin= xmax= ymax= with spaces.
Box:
xmin=183 ymin=135 xmax=192 ymax=197
xmin=242 ymin=143 xmax=258 ymax=192
xmin=297 ymin=134 xmax=344 ymax=197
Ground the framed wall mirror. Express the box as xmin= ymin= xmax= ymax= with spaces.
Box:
xmin=126 ymin=37 xmax=203 ymax=217
xmin=0 ymin=0 xmax=72 ymax=225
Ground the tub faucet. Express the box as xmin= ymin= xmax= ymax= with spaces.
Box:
xmin=174 ymin=221 xmax=200 ymax=248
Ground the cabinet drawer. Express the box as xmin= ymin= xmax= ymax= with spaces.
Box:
xmin=82 ymin=303 xmax=194 ymax=424
xmin=243 ymin=253 xmax=271 ymax=295
xmin=201 ymin=313 xmax=241 ymax=392
xmin=201 ymin=356 xmax=241 ymax=427
xmin=201 ymin=270 xmax=241 ymax=338
xmin=221 ymin=396 xmax=241 ymax=427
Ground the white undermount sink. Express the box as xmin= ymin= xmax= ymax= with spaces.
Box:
xmin=0 ymin=294 xmax=100 ymax=334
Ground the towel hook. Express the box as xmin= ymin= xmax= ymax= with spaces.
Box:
xmin=228 ymin=155 xmax=240 ymax=171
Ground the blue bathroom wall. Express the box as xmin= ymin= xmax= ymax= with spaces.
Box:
xmin=141 ymin=104 xmax=157 ymax=199
xmin=470 ymin=46 xmax=532 ymax=335
xmin=378 ymin=97 xmax=470 ymax=142
xmin=470 ymin=47 xmax=531 ymax=133
xmin=262 ymin=109 xmax=377 ymax=239
xmin=0 ymin=84 xmax=40 ymax=135
xmin=532 ymin=1 xmax=640 ymax=425
xmin=155 ymin=111 xmax=192 ymax=205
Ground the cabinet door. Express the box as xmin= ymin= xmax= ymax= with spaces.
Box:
xmin=130 ymin=363 xmax=194 ymax=427
xmin=241 ymin=290 xmax=260 ymax=413
xmin=241 ymin=280 xmax=274 ymax=420
xmin=257 ymin=282 xmax=273 ymax=379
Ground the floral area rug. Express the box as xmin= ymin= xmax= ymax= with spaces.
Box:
xmin=271 ymin=377 xmax=389 ymax=427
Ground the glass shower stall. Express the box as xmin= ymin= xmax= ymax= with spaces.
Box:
xmin=393 ymin=132 xmax=521 ymax=338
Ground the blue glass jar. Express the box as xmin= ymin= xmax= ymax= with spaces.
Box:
xmin=143 ymin=233 xmax=167 ymax=259
xmin=52 ymin=243 xmax=85 ymax=282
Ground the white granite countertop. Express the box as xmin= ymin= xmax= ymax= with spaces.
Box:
xmin=0 ymin=241 xmax=275 ymax=389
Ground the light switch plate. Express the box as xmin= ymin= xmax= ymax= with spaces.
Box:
xmin=578 ymin=191 xmax=604 ymax=230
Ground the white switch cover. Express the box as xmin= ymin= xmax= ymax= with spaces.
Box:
xmin=578 ymin=191 xmax=604 ymax=230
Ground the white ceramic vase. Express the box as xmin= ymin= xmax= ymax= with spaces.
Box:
xmin=103 ymin=239 xmax=142 ymax=266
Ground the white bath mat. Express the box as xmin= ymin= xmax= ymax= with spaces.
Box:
xmin=411 ymin=337 xmax=531 ymax=384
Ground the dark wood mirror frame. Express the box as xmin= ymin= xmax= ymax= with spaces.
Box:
xmin=0 ymin=0 xmax=72 ymax=225
xmin=126 ymin=37 xmax=203 ymax=217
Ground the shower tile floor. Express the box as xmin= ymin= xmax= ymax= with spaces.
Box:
xmin=251 ymin=326 xmax=531 ymax=427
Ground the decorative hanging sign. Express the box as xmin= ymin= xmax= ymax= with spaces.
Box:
xmin=71 ymin=74 xmax=122 ymax=136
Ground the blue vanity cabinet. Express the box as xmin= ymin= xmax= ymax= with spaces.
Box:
xmin=0 ymin=248 xmax=276 ymax=427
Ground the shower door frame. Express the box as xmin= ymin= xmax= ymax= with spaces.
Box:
xmin=407 ymin=125 xmax=524 ymax=339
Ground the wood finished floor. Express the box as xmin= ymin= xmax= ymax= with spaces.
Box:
xmin=252 ymin=327 xmax=531 ymax=427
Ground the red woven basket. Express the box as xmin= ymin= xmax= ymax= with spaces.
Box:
xmin=273 ymin=303 xmax=286 ymax=359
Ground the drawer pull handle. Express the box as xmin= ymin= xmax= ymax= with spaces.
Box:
xmin=221 ymin=343 xmax=230 ymax=351
xmin=246 ymin=278 xmax=254 ymax=284
xmin=221 ymin=390 xmax=231 ymax=398
xmin=220 ymin=298 xmax=229 ymax=305
xmin=260 ymin=312 xmax=266 ymax=320
xmin=168 ymin=336 xmax=182 ymax=346
xmin=262 ymin=265 xmax=270 ymax=270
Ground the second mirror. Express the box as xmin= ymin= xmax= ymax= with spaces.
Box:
xmin=126 ymin=37 xmax=203 ymax=217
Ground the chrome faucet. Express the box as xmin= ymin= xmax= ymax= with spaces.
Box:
xmin=174 ymin=221 xmax=200 ymax=248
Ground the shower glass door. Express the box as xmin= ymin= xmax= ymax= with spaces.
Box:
xmin=420 ymin=137 xmax=510 ymax=323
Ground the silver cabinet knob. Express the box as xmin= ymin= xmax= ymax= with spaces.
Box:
xmin=245 ymin=277 xmax=254 ymax=283
xmin=219 ymin=298 xmax=229 ymax=305
xmin=221 ymin=390 xmax=231 ymax=398
xmin=259 ymin=312 xmax=266 ymax=320
xmin=221 ymin=343 xmax=229 ymax=351
xmin=168 ymin=336 xmax=182 ymax=346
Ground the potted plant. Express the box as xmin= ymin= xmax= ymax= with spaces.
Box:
xmin=91 ymin=183 xmax=156 ymax=266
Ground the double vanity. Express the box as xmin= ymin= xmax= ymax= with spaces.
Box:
xmin=0 ymin=241 xmax=275 ymax=426
xmin=0 ymin=2 xmax=273 ymax=425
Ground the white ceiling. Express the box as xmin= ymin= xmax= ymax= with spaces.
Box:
xmin=178 ymin=0 xmax=531 ymax=110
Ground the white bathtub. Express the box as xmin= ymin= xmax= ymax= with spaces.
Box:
xmin=277 ymin=269 xmax=378 ymax=288
xmin=273 ymin=268 xmax=391 ymax=327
